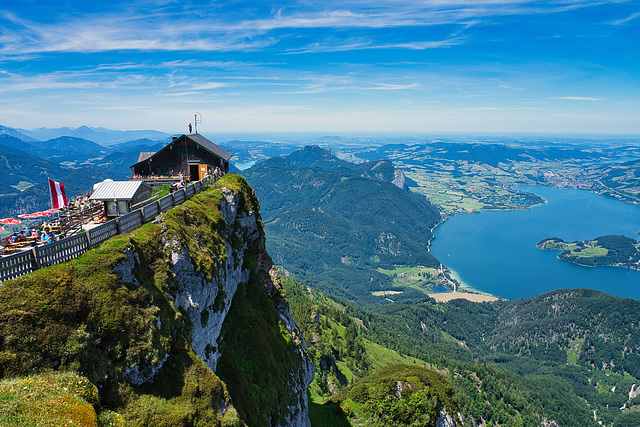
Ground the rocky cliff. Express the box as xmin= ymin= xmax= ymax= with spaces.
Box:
xmin=0 ymin=175 xmax=314 ymax=426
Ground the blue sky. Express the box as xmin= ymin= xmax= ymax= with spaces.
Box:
xmin=1 ymin=0 xmax=639 ymax=134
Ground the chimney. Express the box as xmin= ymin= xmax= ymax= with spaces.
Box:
xmin=172 ymin=136 xmax=177 ymax=141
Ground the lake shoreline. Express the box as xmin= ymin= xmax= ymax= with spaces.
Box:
xmin=429 ymin=185 xmax=640 ymax=300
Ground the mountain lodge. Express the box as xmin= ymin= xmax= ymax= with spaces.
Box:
xmin=131 ymin=133 xmax=232 ymax=181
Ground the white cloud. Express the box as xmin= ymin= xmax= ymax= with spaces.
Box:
xmin=367 ymin=83 xmax=419 ymax=90
xmin=0 ymin=1 xmax=612 ymax=56
xmin=608 ymin=12 xmax=640 ymax=26
xmin=192 ymin=82 xmax=226 ymax=90
xmin=550 ymin=96 xmax=606 ymax=101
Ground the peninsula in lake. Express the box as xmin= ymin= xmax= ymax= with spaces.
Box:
xmin=538 ymin=235 xmax=640 ymax=271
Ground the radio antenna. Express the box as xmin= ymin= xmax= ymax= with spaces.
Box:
xmin=194 ymin=111 xmax=202 ymax=134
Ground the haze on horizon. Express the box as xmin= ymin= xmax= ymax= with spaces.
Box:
xmin=1 ymin=0 xmax=639 ymax=135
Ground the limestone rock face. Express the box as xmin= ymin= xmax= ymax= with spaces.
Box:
xmin=392 ymin=167 xmax=409 ymax=192
xmin=170 ymin=235 xmax=246 ymax=372
xmin=435 ymin=408 xmax=465 ymax=427
xmin=169 ymin=186 xmax=314 ymax=426
xmin=110 ymin=181 xmax=314 ymax=426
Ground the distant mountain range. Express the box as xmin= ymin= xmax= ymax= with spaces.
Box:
xmin=0 ymin=125 xmax=175 ymax=219
xmin=0 ymin=125 xmax=39 ymax=143
xmin=14 ymin=125 xmax=171 ymax=146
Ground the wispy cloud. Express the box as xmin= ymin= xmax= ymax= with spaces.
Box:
xmin=192 ymin=82 xmax=226 ymax=90
xmin=550 ymin=96 xmax=606 ymax=101
xmin=608 ymin=12 xmax=640 ymax=25
xmin=0 ymin=1 xmax=617 ymax=56
xmin=367 ymin=83 xmax=419 ymax=90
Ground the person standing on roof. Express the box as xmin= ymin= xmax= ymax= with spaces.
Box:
xmin=189 ymin=123 xmax=192 ymax=134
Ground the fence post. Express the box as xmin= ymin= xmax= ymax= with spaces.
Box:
xmin=30 ymin=247 xmax=40 ymax=271
xmin=85 ymin=229 xmax=93 ymax=248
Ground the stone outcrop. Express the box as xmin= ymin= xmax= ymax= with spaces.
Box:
xmin=113 ymin=180 xmax=314 ymax=426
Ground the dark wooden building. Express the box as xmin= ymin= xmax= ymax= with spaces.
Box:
xmin=131 ymin=133 xmax=232 ymax=181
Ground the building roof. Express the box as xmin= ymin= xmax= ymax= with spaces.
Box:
xmin=131 ymin=133 xmax=232 ymax=168
xmin=90 ymin=180 xmax=150 ymax=201
xmin=137 ymin=151 xmax=156 ymax=162
xmin=186 ymin=133 xmax=233 ymax=161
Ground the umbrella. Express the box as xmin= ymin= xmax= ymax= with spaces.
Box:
xmin=35 ymin=212 xmax=51 ymax=217
xmin=46 ymin=209 xmax=61 ymax=214
xmin=0 ymin=225 xmax=4 ymax=231
xmin=0 ymin=218 xmax=20 ymax=224
xmin=18 ymin=213 xmax=39 ymax=219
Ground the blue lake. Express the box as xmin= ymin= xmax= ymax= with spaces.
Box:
xmin=430 ymin=186 xmax=640 ymax=300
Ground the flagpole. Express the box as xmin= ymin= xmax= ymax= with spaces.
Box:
xmin=47 ymin=176 xmax=53 ymax=211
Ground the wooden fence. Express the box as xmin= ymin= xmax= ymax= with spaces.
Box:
xmin=0 ymin=175 xmax=216 ymax=284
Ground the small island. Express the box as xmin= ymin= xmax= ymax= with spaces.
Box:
xmin=537 ymin=235 xmax=640 ymax=270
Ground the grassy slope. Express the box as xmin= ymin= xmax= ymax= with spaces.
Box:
xmin=0 ymin=175 xmax=299 ymax=426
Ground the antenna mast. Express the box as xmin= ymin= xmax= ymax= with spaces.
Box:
xmin=194 ymin=111 xmax=202 ymax=134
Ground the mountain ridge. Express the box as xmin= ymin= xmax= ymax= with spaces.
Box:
xmin=242 ymin=147 xmax=442 ymax=305
xmin=16 ymin=125 xmax=172 ymax=145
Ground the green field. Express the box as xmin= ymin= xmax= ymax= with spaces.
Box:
xmin=376 ymin=265 xmax=444 ymax=295
xmin=542 ymin=240 xmax=610 ymax=258
xmin=403 ymin=160 xmax=545 ymax=214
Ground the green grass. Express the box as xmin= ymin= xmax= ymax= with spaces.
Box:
xmin=151 ymin=184 xmax=171 ymax=199
xmin=591 ymin=369 xmax=629 ymax=394
xmin=0 ymin=372 xmax=104 ymax=427
xmin=363 ymin=339 xmax=426 ymax=372
xmin=376 ymin=266 xmax=440 ymax=294
xmin=541 ymin=240 xmax=608 ymax=258
xmin=577 ymin=247 xmax=609 ymax=257
xmin=567 ymin=338 xmax=584 ymax=364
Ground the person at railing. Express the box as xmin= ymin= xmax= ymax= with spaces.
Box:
xmin=40 ymin=228 xmax=55 ymax=245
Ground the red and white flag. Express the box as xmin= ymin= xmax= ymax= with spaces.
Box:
xmin=48 ymin=178 xmax=67 ymax=209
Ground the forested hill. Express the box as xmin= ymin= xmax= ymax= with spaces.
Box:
xmin=284 ymin=145 xmax=409 ymax=191
xmin=283 ymin=275 xmax=640 ymax=426
xmin=351 ymin=288 xmax=640 ymax=425
xmin=242 ymin=148 xmax=441 ymax=305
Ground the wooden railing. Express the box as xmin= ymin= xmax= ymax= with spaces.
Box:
xmin=0 ymin=175 xmax=217 ymax=284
